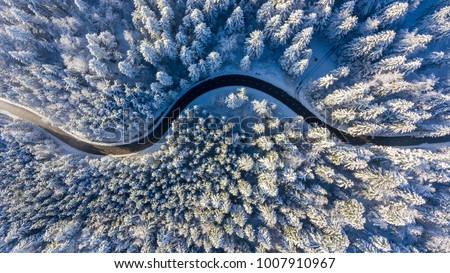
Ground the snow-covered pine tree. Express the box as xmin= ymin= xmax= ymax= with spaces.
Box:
xmin=310 ymin=0 xmax=335 ymax=27
xmin=392 ymin=29 xmax=432 ymax=56
xmin=287 ymin=9 xmax=304 ymax=32
xmin=326 ymin=1 xmax=358 ymax=41
xmin=180 ymin=46 xmax=195 ymax=67
xmin=264 ymin=14 xmax=282 ymax=40
xmin=225 ymin=6 xmax=244 ymax=34
xmin=225 ymin=91 xmax=246 ymax=109
xmin=287 ymin=58 xmax=310 ymax=77
xmin=88 ymin=59 xmax=108 ymax=77
xmin=139 ymin=41 xmax=159 ymax=66
xmin=188 ymin=63 xmax=201 ymax=81
xmin=156 ymin=71 xmax=173 ymax=86
xmin=118 ymin=59 xmax=138 ymax=78
xmin=245 ymin=30 xmax=265 ymax=59
xmin=423 ymin=5 xmax=450 ymax=40
xmin=344 ymin=30 xmax=396 ymax=62
xmin=378 ymin=2 xmax=409 ymax=27
xmin=250 ymin=99 xmax=266 ymax=116
xmin=203 ymin=0 xmax=219 ymax=21
xmin=362 ymin=2 xmax=409 ymax=32
xmin=206 ymin=51 xmax=223 ymax=73
xmin=240 ymin=55 xmax=251 ymax=71
xmin=194 ymin=22 xmax=212 ymax=44
xmin=191 ymin=40 xmax=206 ymax=58
xmin=273 ymin=23 xmax=292 ymax=45
xmin=282 ymin=27 xmax=314 ymax=64
xmin=257 ymin=2 xmax=275 ymax=24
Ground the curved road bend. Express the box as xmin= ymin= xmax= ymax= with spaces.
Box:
xmin=1 ymin=75 xmax=449 ymax=155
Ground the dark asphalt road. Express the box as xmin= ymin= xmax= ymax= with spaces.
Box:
xmin=1 ymin=74 xmax=449 ymax=155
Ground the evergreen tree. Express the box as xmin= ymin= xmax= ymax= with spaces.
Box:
xmin=326 ymin=1 xmax=358 ymax=41
xmin=225 ymin=6 xmax=244 ymax=34
xmin=245 ymin=30 xmax=265 ymax=59
xmin=344 ymin=30 xmax=396 ymax=62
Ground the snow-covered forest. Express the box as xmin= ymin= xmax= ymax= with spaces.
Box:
xmin=0 ymin=0 xmax=450 ymax=253
xmin=1 ymin=0 xmax=449 ymax=140
xmin=1 ymin=92 xmax=449 ymax=252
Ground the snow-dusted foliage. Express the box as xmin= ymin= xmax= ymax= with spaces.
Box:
xmin=304 ymin=0 xmax=450 ymax=138
xmin=361 ymin=2 xmax=409 ymax=33
xmin=1 ymin=99 xmax=449 ymax=252
xmin=2 ymin=0 xmax=447 ymax=140
xmin=1 ymin=0 xmax=450 ymax=254
xmin=225 ymin=87 xmax=248 ymax=109
xmin=0 ymin=0 xmax=344 ymax=142
xmin=245 ymin=30 xmax=265 ymax=59
xmin=326 ymin=1 xmax=358 ymax=41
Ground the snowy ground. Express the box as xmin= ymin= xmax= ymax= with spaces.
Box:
xmin=294 ymin=36 xmax=339 ymax=91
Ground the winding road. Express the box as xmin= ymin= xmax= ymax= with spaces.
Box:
xmin=1 ymin=74 xmax=449 ymax=155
